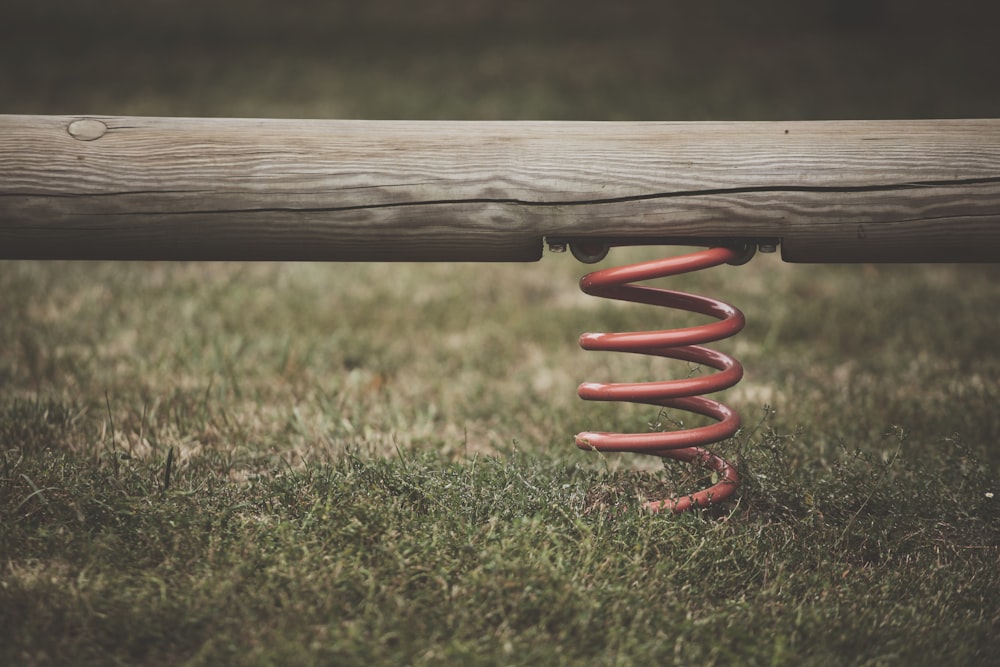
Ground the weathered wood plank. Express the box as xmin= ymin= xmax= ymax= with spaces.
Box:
xmin=1 ymin=115 xmax=999 ymax=262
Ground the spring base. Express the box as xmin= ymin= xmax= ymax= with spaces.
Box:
xmin=575 ymin=246 xmax=746 ymax=513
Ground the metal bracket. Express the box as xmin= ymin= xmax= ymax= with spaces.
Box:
xmin=546 ymin=237 xmax=781 ymax=265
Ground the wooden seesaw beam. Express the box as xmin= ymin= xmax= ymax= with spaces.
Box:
xmin=1 ymin=115 xmax=999 ymax=263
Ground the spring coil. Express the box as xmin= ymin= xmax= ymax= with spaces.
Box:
xmin=575 ymin=246 xmax=746 ymax=513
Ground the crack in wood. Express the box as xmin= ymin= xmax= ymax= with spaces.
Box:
xmin=62 ymin=175 xmax=1000 ymax=217
xmin=0 ymin=190 xmax=213 ymax=198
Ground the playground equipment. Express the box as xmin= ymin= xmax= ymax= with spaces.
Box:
xmin=3 ymin=115 xmax=998 ymax=510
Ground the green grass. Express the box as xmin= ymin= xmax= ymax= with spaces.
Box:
xmin=3 ymin=1 xmax=1000 ymax=664
xmin=1 ymin=403 xmax=997 ymax=665
xmin=3 ymin=258 xmax=998 ymax=666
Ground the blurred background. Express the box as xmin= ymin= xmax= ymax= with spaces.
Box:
xmin=2 ymin=0 xmax=999 ymax=469
xmin=3 ymin=0 xmax=1000 ymax=120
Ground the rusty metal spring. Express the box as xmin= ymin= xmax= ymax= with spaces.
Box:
xmin=575 ymin=246 xmax=746 ymax=512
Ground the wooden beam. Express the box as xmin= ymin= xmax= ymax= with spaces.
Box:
xmin=1 ymin=115 xmax=999 ymax=262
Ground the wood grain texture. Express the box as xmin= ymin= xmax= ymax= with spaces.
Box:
xmin=1 ymin=115 xmax=999 ymax=262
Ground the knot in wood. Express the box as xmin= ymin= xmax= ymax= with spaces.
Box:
xmin=67 ymin=118 xmax=108 ymax=141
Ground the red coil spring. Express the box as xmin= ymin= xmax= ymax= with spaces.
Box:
xmin=575 ymin=246 xmax=746 ymax=513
